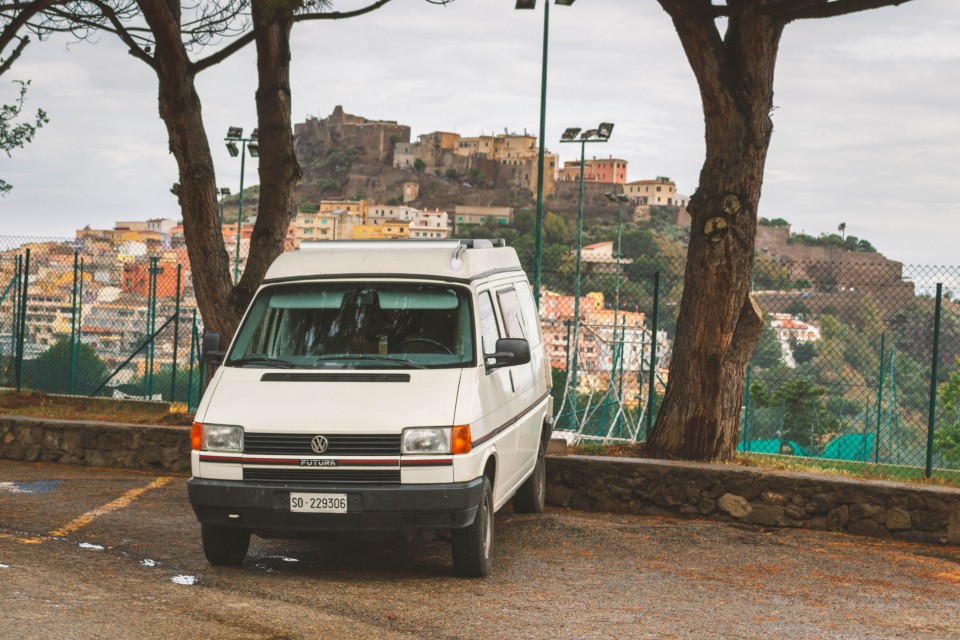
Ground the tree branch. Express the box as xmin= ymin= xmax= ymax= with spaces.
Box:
xmin=293 ymin=0 xmax=394 ymax=24
xmin=194 ymin=0 xmax=396 ymax=74
xmin=0 ymin=0 xmax=56 ymax=60
xmin=765 ymin=0 xmax=915 ymax=21
xmin=0 ymin=33 xmax=27 ymax=75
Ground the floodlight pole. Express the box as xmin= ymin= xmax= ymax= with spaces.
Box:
xmin=225 ymin=129 xmax=257 ymax=285
xmin=533 ymin=0 xmax=550 ymax=309
xmin=235 ymin=143 xmax=246 ymax=284
xmin=517 ymin=0 xmax=575 ymax=309
xmin=560 ymin=126 xmax=609 ymax=424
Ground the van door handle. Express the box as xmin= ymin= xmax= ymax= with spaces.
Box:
xmin=509 ymin=371 xmax=515 ymax=393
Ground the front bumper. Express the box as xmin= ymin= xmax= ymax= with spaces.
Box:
xmin=188 ymin=477 xmax=484 ymax=535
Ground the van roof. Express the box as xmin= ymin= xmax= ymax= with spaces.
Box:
xmin=264 ymin=240 xmax=524 ymax=283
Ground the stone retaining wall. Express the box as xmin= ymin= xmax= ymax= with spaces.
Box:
xmin=4 ymin=416 xmax=959 ymax=546
xmin=0 ymin=416 xmax=190 ymax=473
xmin=547 ymin=455 xmax=960 ymax=546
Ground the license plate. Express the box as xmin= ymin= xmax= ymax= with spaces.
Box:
xmin=289 ymin=492 xmax=348 ymax=513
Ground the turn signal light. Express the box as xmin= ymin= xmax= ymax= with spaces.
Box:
xmin=451 ymin=425 xmax=472 ymax=455
xmin=191 ymin=421 xmax=203 ymax=450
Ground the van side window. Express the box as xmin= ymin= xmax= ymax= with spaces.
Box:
xmin=478 ymin=291 xmax=501 ymax=356
xmin=496 ymin=287 xmax=525 ymax=339
xmin=515 ymin=283 xmax=542 ymax=348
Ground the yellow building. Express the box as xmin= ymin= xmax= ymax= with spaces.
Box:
xmin=318 ymin=199 xmax=369 ymax=218
xmin=624 ymin=177 xmax=677 ymax=206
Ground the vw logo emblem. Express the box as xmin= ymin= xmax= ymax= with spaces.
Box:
xmin=310 ymin=435 xmax=329 ymax=454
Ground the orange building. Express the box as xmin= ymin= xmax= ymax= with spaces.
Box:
xmin=558 ymin=157 xmax=627 ymax=184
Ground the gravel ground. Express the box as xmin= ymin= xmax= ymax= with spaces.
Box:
xmin=2 ymin=460 xmax=960 ymax=639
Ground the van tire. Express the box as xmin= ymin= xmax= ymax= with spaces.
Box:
xmin=512 ymin=442 xmax=546 ymax=514
xmin=452 ymin=477 xmax=493 ymax=577
xmin=201 ymin=523 xmax=250 ymax=566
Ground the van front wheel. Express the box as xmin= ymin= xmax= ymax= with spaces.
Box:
xmin=201 ymin=523 xmax=250 ymax=566
xmin=452 ymin=477 xmax=493 ymax=577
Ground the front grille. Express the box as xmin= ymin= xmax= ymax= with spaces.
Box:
xmin=244 ymin=468 xmax=400 ymax=484
xmin=244 ymin=433 xmax=402 ymax=456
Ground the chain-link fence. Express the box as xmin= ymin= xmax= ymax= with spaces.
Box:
xmin=0 ymin=236 xmax=207 ymax=408
xmin=2 ymin=234 xmax=959 ymax=479
xmin=537 ymin=247 xmax=960 ymax=480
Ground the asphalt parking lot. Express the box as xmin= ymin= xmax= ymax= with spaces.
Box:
xmin=3 ymin=459 xmax=960 ymax=640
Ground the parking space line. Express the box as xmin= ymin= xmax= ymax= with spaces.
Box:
xmin=48 ymin=477 xmax=172 ymax=539
xmin=0 ymin=532 xmax=44 ymax=544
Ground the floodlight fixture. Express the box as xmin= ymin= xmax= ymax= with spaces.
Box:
xmin=247 ymin=141 xmax=260 ymax=158
xmin=226 ymin=141 xmax=240 ymax=157
xmin=250 ymin=128 xmax=259 ymax=141
xmin=596 ymin=122 xmax=615 ymax=140
xmin=605 ymin=192 xmax=629 ymax=203
xmin=515 ymin=0 xmax=536 ymax=8
xmin=555 ymin=0 xmax=576 ymax=5
xmin=226 ymin=127 xmax=243 ymax=140
xmin=580 ymin=129 xmax=598 ymax=140
xmin=560 ymin=127 xmax=581 ymax=141
xmin=220 ymin=187 xmax=231 ymax=196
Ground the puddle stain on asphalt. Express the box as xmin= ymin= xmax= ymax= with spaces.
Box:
xmin=0 ymin=481 xmax=61 ymax=494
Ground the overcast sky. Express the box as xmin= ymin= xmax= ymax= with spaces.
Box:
xmin=2 ymin=0 xmax=957 ymax=266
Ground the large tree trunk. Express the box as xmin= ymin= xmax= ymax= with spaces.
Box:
xmin=139 ymin=0 xmax=242 ymax=338
xmin=237 ymin=0 xmax=302 ymax=310
xmin=646 ymin=3 xmax=782 ymax=460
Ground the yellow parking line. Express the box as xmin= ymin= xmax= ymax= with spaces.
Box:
xmin=49 ymin=477 xmax=172 ymax=538
xmin=0 ymin=532 xmax=44 ymax=545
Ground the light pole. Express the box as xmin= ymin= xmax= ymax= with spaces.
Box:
xmin=218 ymin=187 xmax=231 ymax=227
xmin=559 ymin=122 xmax=614 ymax=427
xmin=605 ymin=191 xmax=629 ymax=430
xmin=515 ymin=0 xmax=575 ymax=309
xmin=225 ymin=127 xmax=259 ymax=283
xmin=604 ymin=191 xmax=629 ymax=329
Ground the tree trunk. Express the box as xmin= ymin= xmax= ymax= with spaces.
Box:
xmin=139 ymin=0 xmax=242 ymax=338
xmin=237 ymin=0 xmax=303 ymax=312
xmin=646 ymin=3 xmax=783 ymax=460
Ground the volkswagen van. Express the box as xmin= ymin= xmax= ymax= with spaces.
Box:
xmin=188 ymin=239 xmax=552 ymax=576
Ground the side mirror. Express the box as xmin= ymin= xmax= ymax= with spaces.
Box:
xmin=486 ymin=338 xmax=531 ymax=372
xmin=202 ymin=331 xmax=225 ymax=366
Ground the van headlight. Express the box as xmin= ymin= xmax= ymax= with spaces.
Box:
xmin=402 ymin=427 xmax=451 ymax=454
xmin=202 ymin=424 xmax=244 ymax=452
xmin=402 ymin=425 xmax=472 ymax=455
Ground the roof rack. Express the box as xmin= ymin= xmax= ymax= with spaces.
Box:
xmin=458 ymin=239 xmax=506 ymax=249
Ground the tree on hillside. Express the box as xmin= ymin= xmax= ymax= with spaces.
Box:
xmin=0 ymin=0 xmax=444 ymax=340
xmin=646 ymin=0 xmax=916 ymax=461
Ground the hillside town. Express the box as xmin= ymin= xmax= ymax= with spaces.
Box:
xmin=0 ymin=107 xmax=918 ymax=405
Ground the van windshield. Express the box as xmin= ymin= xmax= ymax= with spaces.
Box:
xmin=226 ymin=282 xmax=475 ymax=369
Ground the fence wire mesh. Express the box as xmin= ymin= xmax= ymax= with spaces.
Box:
xmin=0 ymin=236 xmax=209 ymax=408
xmin=2 ymin=234 xmax=958 ymax=479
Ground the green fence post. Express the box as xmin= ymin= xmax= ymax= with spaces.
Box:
xmin=147 ymin=257 xmax=160 ymax=399
xmin=874 ymin=333 xmax=886 ymax=463
xmin=72 ymin=259 xmax=84 ymax=394
xmin=925 ymin=283 xmax=943 ymax=478
xmin=645 ymin=271 xmax=661 ymax=440
xmin=15 ymin=249 xmax=30 ymax=392
xmin=10 ymin=255 xmax=21 ymax=382
xmin=68 ymin=251 xmax=79 ymax=395
xmin=187 ymin=309 xmax=198 ymax=412
xmin=742 ymin=364 xmax=752 ymax=448
xmin=170 ymin=264 xmax=183 ymax=403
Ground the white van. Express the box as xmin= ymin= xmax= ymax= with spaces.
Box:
xmin=188 ymin=239 xmax=552 ymax=576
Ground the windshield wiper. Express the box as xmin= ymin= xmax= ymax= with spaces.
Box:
xmin=226 ymin=355 xmax=299 ymax=369
xmin=312 ymin=354 xmax=426 ymax=369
